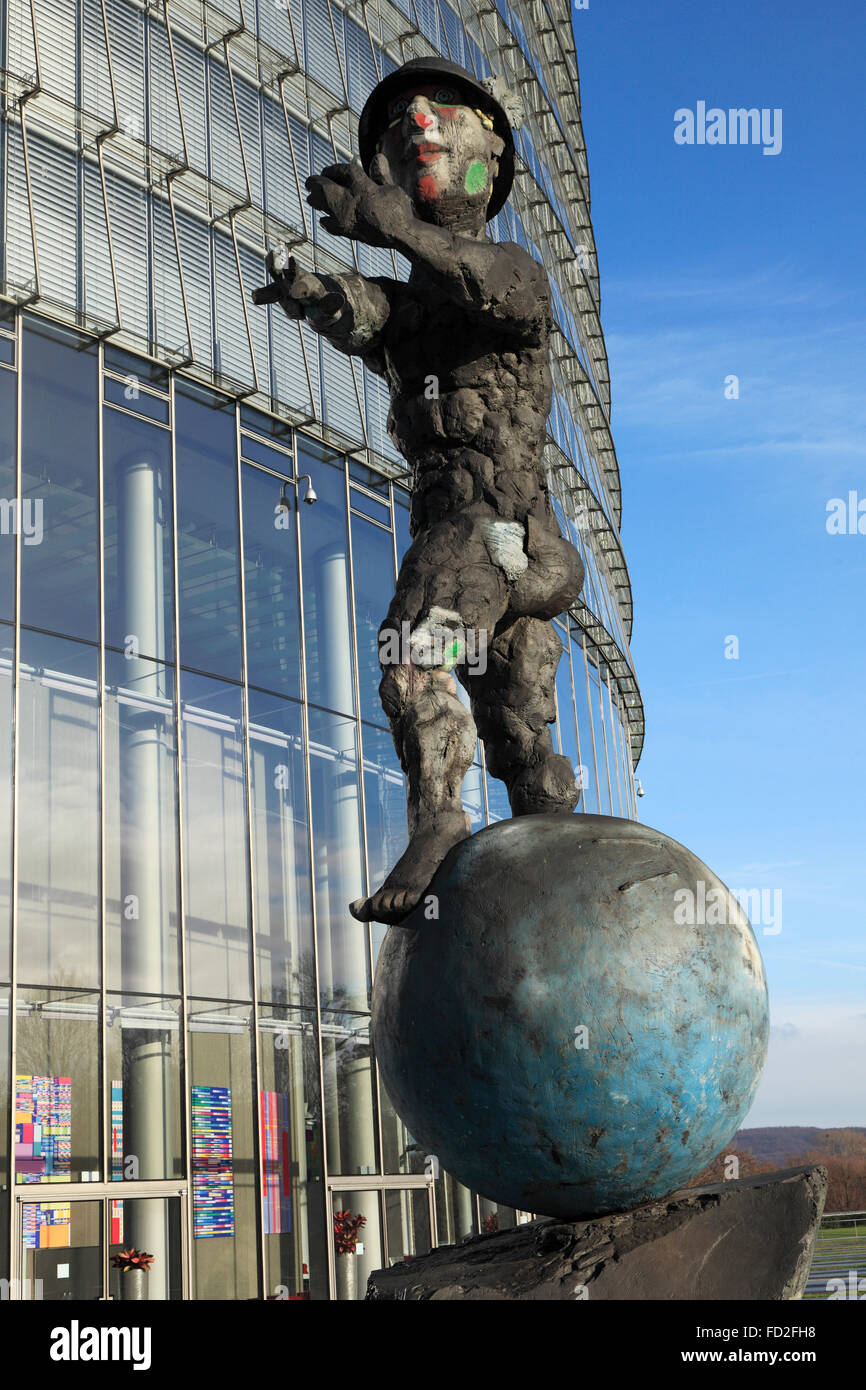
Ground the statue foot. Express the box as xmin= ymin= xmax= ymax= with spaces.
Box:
xmin=350 ymin=810 xmax=471 ymax=925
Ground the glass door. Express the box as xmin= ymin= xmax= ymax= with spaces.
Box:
xmin=16 ymin=1189 xmax=187 ymax=1300
xmin=327 ymin=1178 xmax=437 ymax=1300
xmin=20 ymin=1198 xmax=103 ymax=1301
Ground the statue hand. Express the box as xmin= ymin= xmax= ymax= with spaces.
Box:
xmin=261 ymin=248 xmax=344 ymax=323
xmin=306 ymin=159 xmax=414 ymax=248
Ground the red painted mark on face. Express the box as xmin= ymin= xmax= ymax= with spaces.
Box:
xmin=433 ymin=106 xmax=458 ymax=120
xmin=417 ymin=174 xmax=439 ymax=201
xmin=415 ymin=142 xmax=441 ymax=164
xmin=414 ymin=111 xmax=434 ymax=129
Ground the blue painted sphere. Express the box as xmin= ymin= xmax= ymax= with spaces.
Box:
xmin=372 ymin=815 xmax=769 ymax=1218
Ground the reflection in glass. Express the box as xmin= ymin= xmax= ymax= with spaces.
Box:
xmin=297 ymin=444 xmax=354 ymax=716
xmin=573 ymin=633 xmax=600 ymax=815
xmin=321 ymin=1010 xmax=378 ymax=1182
xmin=242 ymin=461 xmax=302 ymax=700
xmin=393 ymin=487 xmax=412 ymax=564
xmin=104 ymin=651 xmax=180 ymax=995
xmin=331 ymin=1186 xmax=383 ymax=1301
xmin=16 ymin=633 xmax=99 ymax=987
xmin=248 ymin=689 xmax=313 ymax=1006
xmin=435 ymin=1171 xmax=476 ymax=1245
xmin=21 ymin=1199 xmax=102 ymax=1300
xmin=188 ymin=1001 xmax=258 ymax=1300
xmin=181 ymin=675 xmax=252 ymax=1001
xmin=20 ymin=318 xmax=98 ymax=641
xmin=307 ymin=706 xmax=367 ymax=1012
xmin=0 ymin=988 xmax=8 ymax=1281
xmin=0 ymin=643 xmax=11 ymax=979
xmin=15 ymin=987 xmax=100 ymax=1182
xmin=258 ymin=1008 xmax=328 ymax=1299
xmin=554 ymin=629 xmax=580 ymax=794
xmin=384 ymin=1186 xmax=433 ymax=1267
xmin=484 ymin=770 xmax=511 ymax=825
xmin=105 ymin=995 xmax=183 ymax=1183
xmin=351 ymin=513 xmax=394 ymax=727
xmin=109 ymin=1197 xmax=184 ymax=1300
xmin=175 ymin=385 xmax=242 ymax=680
xmin=103 ymin=407 xmax=174 ymax=662
xmin=0 ymin=367 xmax=16 ymax=624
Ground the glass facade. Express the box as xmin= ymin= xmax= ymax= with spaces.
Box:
xmin=0 ymin=0 xmax=643 ymax=1298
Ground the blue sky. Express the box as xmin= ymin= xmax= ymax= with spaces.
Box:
xmin=572 ymin=0 xmax=866 ymax=1126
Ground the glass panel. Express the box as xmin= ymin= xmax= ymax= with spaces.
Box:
xmin=105 ymin=996 xmax=183 ymax=1183
xmin=15 ymin=987 xmax=101 ymax=1183
xmin=16 ymin=633 xmax=100 ymax=988
xmin=362 ymin=725 xmax=407 ymax=968
xmin=349 ymin=488 xmax=390 ymax=525
xmin=0 ymin=987 xmax=8 ymax=1282
xmin=297 ymin=443 xmax=354 ymax=716
xmin=351 ymin=513 xmax=394 ymax=727
xmin=0 ymin=338 xmax=14 ymax=365
xmin=21 ymin=1199 xmax=102 ymax=1301
xmin=331 ymin=1187 xmax=383 ymax=1301
xmin=0 ymin=641 xmax=11 ymax=979
xmin=104 ymin=344 xmax=170 ymax=391
xmin=175 ymin=385 xmax=242 ymax=680
xmin=379 ymin=1076 xmax=425 ymax=1177
xmin=483 ymin=764 xmax=510 ymax=824
xmin=435 ymin=1171 xmax=476 ymax=1245
xmin=321 ymin=1011 xmax=378 ymax=1178
xmin=348 ymin=459 xmax=389 ymax=495
xmin=462 ymin=760 xmax=486 ymax=831
xmin=188 ymin=1000 xmax=258 ymax=1300
xmin=242 ymin=461 xmax=302 ymax=700
xmin=104 ymin=378 xmax=170 ymax=424
xmin=248 ymin=689 xmax=313 ymax=1007
xmin=258 ymin=1007 xmax=328 ymax=1300
xmin=109 ymin=1197 xmax=184 ymax=1300
xmin=307 ymin=707 xmax=367 ymax=1011
xmin=103 ymin=408 xmax=175 ymax=662
xmin=104 ymin=651 xmax=180 ymax=995
xmin=384 ymin=1187 xmax=433 ymax=1266
xmin=20 ymin=318 xmax=98 ymax=642
xmin=240 ymin=403 xmax=293 ymax=443
xmin=0 ymin=366 xmax=16 ymax=624
xmin=240 ymin=434 xmax=293 ymax=471
xmin=181 ymin=675 xmax=252 ymax=1001
xmin=393 ymin=487 xmax=412 ymax=563
xmin=573 ymin=635 xmax=600 ymax=815
xmin=478 ymin=1195 xmax=518 ymax=1234
xmin=554 ymin=631 xmax=580 ymax=791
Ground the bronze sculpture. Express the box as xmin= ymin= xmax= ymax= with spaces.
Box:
xmin=253 ymin=58 xmax=584 ymax=923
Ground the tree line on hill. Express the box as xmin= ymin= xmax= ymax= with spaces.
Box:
xmin=686 ymin=1128 xmax=866 ymax=1211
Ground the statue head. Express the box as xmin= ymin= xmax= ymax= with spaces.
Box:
xmin=358 ymin=59 xmax=522 ymax=233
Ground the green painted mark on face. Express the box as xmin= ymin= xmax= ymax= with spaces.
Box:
xmin=465 ymin=160 xmax=488 ymax=195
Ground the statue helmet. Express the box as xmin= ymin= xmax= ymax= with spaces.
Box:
xmin=357 ymin=57 xmax=519 ymax=220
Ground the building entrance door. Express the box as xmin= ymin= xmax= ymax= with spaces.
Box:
xmin=13 ymin=1185 xmax=188 ymax=1300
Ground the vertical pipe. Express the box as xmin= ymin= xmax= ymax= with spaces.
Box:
xmin=117 ymin=446 xmax=170 ymax=1298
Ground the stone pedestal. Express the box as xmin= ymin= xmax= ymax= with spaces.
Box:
xmin=365 ymin=1166 xmax=827 ymax=1301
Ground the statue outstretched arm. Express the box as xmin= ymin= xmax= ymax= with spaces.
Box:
xmin=306 ymin=161 xmax=548 ymax=340
xmin=252 ymin=246 xmax=392 ymax=361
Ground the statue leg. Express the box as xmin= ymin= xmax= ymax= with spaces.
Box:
xmin=462 ymin=615 xmax=580 ymax=816
xmin=350 ymin=517 xmax=516 ymax=924
xmin=349 ymin=658 xmax=477 ymax=924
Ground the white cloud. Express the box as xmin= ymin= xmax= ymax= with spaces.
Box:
xmin=743 ymin=1002 xmax=866 ymax=1127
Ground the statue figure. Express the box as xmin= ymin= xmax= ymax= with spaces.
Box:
xmin=253 ymin=58 xmax=584 ymax=923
